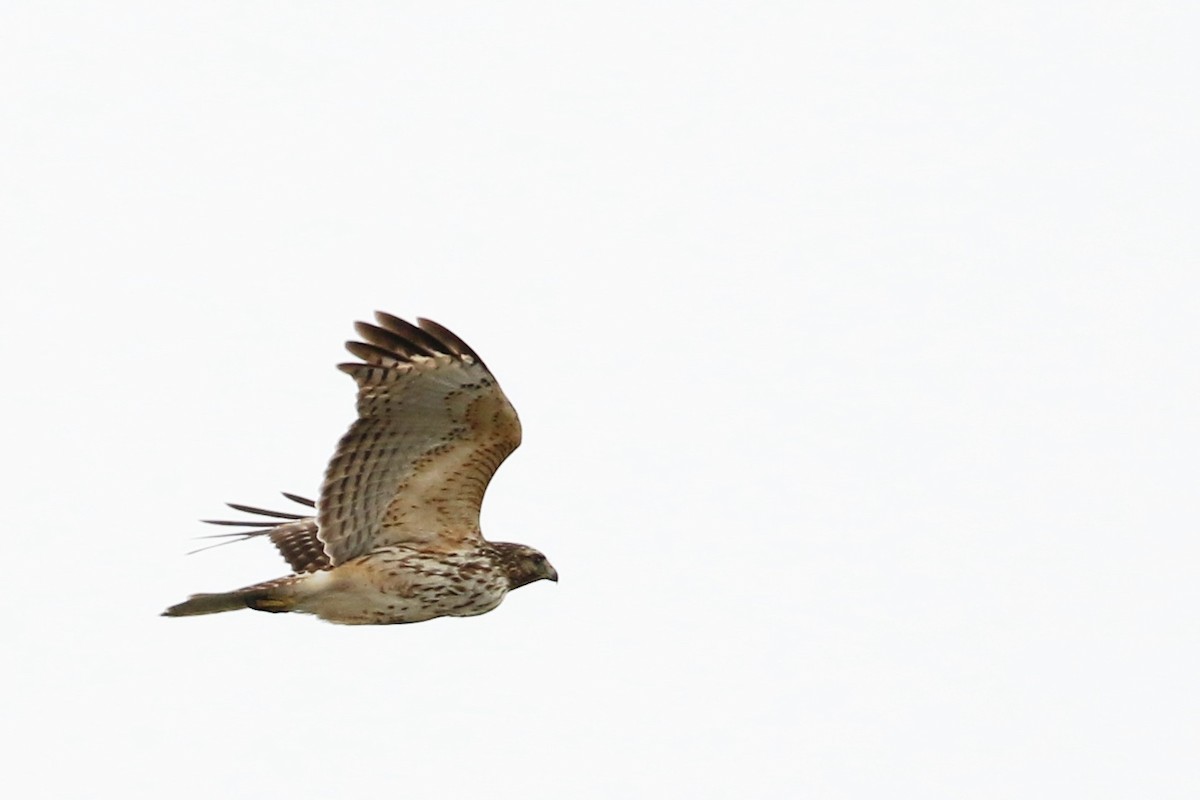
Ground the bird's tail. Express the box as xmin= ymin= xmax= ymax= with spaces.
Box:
xmin=161 ymin=578 xmax=302 ymax=618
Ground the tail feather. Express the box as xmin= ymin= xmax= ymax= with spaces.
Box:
xmin=162 ymin=591 xmax=253 ymax=617
xmin=162 ymin=579 xmax=300 ymax=618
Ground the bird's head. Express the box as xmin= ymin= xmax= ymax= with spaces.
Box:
xmin=493 ymin=543 xmax=558 ymax=590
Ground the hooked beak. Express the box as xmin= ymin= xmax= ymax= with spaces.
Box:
xmin=547 ymin=565 xmax=559 ymax=583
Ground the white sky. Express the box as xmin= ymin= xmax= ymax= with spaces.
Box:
xmin=2 ymin=2 xmax=1197 ymax=798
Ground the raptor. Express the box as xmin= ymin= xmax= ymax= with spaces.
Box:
xmin=163 ymin=312 xmax=556 ymax=625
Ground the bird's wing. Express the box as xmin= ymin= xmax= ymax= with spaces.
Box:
xmin=317 ymin=313 xmax=521 ymax=565
xmin=194 ymin=494 xmax=331 ymax=573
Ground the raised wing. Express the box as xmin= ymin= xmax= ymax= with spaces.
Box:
xmin=317 ymin=313 xmax=521 ymax=565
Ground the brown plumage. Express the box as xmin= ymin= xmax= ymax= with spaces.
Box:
xmin=163 ymin=313 xmax=556 ymax=625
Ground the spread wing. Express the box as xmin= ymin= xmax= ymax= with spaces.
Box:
xmin=317 ymin=313 xmax=521 ymax=565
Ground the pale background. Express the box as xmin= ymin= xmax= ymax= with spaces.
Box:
xmin=2 ymin=3 xmax=1196 ymax=798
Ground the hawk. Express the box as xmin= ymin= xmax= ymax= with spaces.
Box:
xmin=163 ymin=312 xmax=557 ymax=625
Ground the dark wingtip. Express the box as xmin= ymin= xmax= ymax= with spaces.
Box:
xmin=373 ymin=312 xmax=451 ymax=356
xmin=282 ymin=492 xmax=316 ymax=508
xmin=339 ymin=313 xmax=488 ymax=374
xmin=224 ymin=502 xmax=305 ymax=520
xmin=345 ymin=340 xmax=404 ymax=366
xmin=416 ymin=317 xmax=487 ymax=370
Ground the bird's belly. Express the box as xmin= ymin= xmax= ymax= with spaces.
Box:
xmin=294 ymin=550 xmax=509 ymax=625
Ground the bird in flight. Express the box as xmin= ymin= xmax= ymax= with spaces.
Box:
xmin=163 ymin=312 xmax=556 ymax=625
